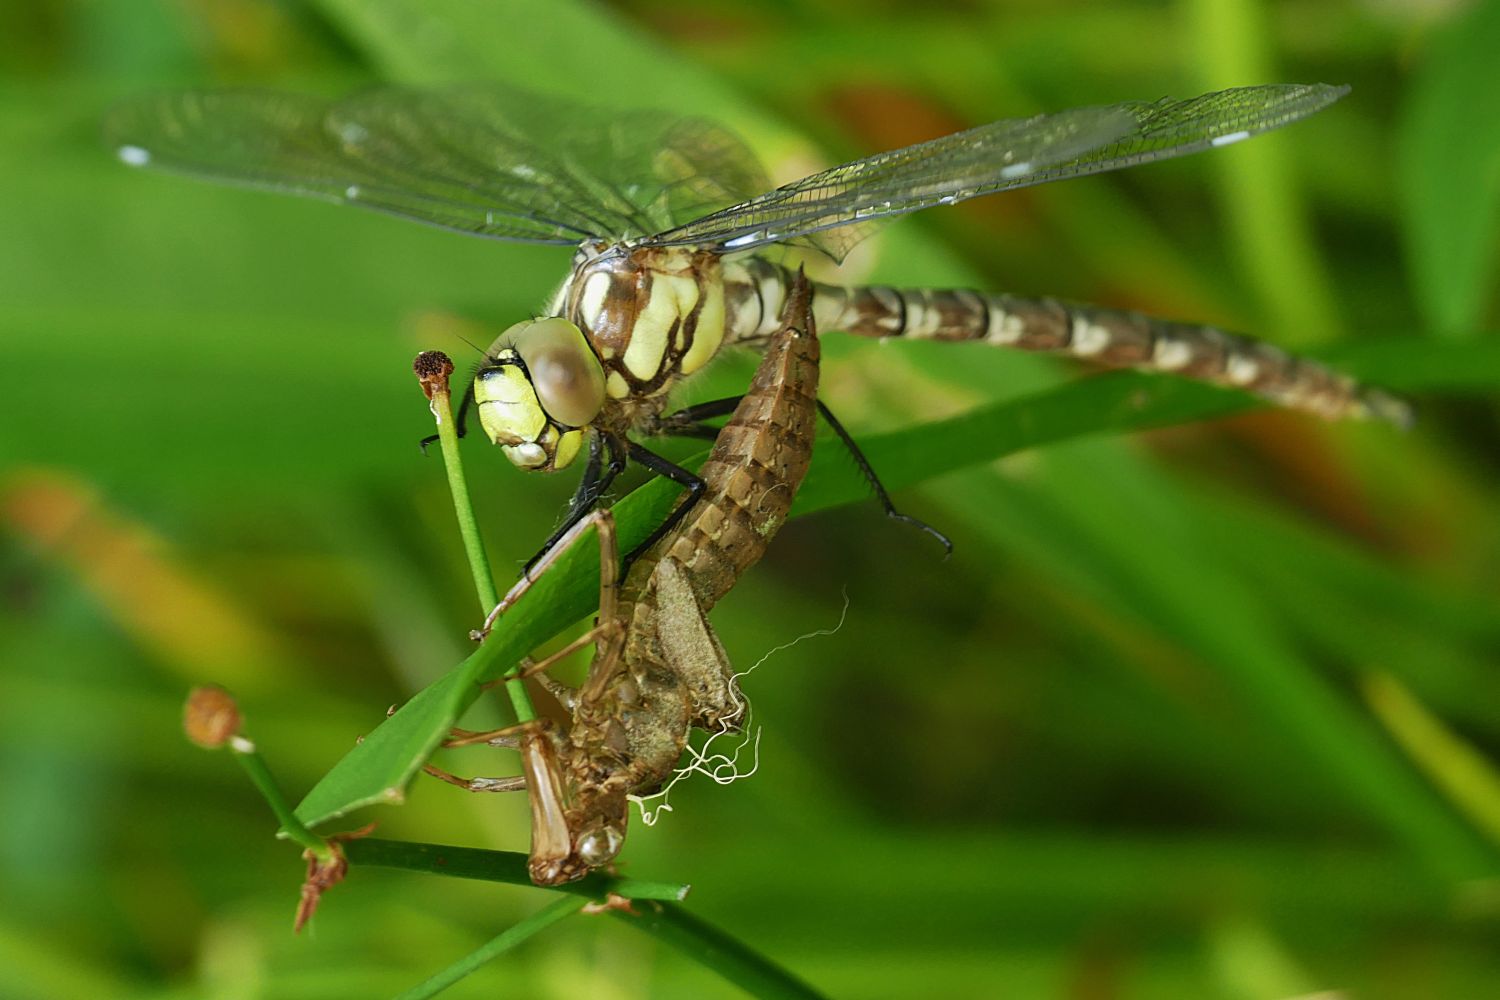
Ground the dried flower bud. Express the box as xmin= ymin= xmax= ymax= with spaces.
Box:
xmin=184 ymin=685 xmax=241 ymax=748
xmin=413 ymin=350 xmax=455 ymax=401
xmin=295 ymin=823 xmax=376 ymax=932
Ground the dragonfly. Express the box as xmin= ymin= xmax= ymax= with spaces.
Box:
xmin=105 ymin=82 xmax=1408 ymax=564
xmin=426 ymin=272 xmax=822 ymax=884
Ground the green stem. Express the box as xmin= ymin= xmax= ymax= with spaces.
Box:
xmin=425 ymin=367 xmax=535 ymax=725
xmin=611 ymin=902 xmax=828 ymax=1000
xmin=393 ymin=896 xmax=586 ymax=1000
xmin=427 ymin=375 xmax=499 ymax=612
xmin=342 ymin=838 xmax=689 ymax=901
xmin=361 ymin=835 xmax=822 ymax=1000
xmin=233 ymin=741 xmax=330 ymax=859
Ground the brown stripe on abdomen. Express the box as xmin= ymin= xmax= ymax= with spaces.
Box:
xmin=806 ymin=276 xmax=1410 ymax=426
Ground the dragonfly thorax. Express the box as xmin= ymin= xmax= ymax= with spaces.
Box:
xmin=557 ymin=243 xmax=727 ymax=404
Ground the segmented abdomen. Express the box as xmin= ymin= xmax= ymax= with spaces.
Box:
xmin=643 ymin=272 xmax=821 ymax=614
xmin=724 ymin=258 xmax=1408 ymax=426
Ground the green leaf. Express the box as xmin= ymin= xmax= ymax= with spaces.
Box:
xmin=1398 ymin=0 xmax=1500 ymax=338
xmin=315 ymin=0 xmax=771 ymax=125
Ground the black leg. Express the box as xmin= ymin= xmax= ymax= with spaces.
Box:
xmin=621 ymin=441 xmax=705 ymax=580
xmin=523 ymin=432 xmax=627 ymax=575
xmin=647 ymin=395 xmax=744 ymax=440
xmin=662 ymin=396 xmax=743 ymax=423
xmin=652 ymin=392 xmax=951 ymax=556
xmin=419 ymin=379 xmax=477 ymax=453
xmin=816 ymin=400 xmax=954 ymax=556
xmin=564 ymin=432 xmax=608 ymax=521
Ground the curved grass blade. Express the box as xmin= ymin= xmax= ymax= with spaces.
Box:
xmin=393 ymin=895 xmax=586 ymax=1000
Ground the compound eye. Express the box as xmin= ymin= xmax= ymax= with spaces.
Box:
xmin=510 ymin=318 xmax=605 ymax=429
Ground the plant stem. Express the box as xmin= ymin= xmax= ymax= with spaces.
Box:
xmin=422 ymin=357 xmax=499 ymax=612
xmin=393 ymin=895 xmax=586 ymax=1000
xmin=353 ymin=836 xmax=820 ymax=1000
xmin=231 ymin=739 xmax=330 ymax=859
xmin=343 ymin=837 xmax=689 ymax=901
xmin=417 ymin=352 xmax=534 ymax=724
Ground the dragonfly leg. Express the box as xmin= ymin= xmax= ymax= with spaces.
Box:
xmin=440 ymin=721 xmax=530 ymax=750
xmin=815 ymin=399 xmax=953 ymax=556
xmin=649 ymin=394 xmax=951 ymax=555
xmin=502 ymin=618 xmax=626 ymax=714
xmin=423 ymin=718 xmax=535 ymax=792
xmin=646 ymin=395 xmax=744 ymax=440
xmin=476 ymin=508 xmax=618 ymax=640
xmin=536 ymin=673 xmax=579 ymax=713
xmin=621 ymin=442 xmax=705 ymax=580
xmin=522 ymin=431 xmax=627 ymax=575
xmin=421 ymin=765 xmax=528 ymax=793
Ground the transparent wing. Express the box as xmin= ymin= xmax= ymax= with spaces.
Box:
xmin=647 ymin=83 xmax=1348 ymax=260
xmin=103 ymin=85 xmax=772 ymax=244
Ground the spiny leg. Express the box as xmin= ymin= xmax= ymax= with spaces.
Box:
xmin=422 ymin=766 xmax=529 ymax=793
xmin=815 ymin=400 xmax=951 ymax=555
xmin=500 ymin=620 xmax=625 ymax=714
xmin=523 ymin=431 xmax=627 ymax=575
xmin=476 ymin=507 xmax=620 ymax=640
xmin=651 ymin=393 xmax=952 ymax=555
xmin=432 ymin=509 xmax=626 ymax=792
xmin=440 ymin=720 xmax=530 ymax=750
xmin=422 ymin=718 xmax=537 ymax=791
xmin=478 ymin=510 xmax=626 ymax=710
xmin=621 ymin=441 xmax=705 ymax=580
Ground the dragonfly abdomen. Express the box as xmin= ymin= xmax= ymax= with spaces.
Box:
xmin=660 ymin=279 xmax=821 ymax=612
xmin=798 ymin=272 xmax=1410 ymax=426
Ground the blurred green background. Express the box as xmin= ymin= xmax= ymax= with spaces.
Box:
xmin=3 ymin=0 xmax=1498 ymax=997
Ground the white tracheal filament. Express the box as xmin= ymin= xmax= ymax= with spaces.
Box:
xmin=628 ymin=593 xmax=851 ymax=826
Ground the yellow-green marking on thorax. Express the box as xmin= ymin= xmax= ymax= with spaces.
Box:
xmin=564 ymin=245 xmax=727 ymax=401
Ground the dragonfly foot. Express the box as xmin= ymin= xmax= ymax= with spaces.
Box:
xmin=891 ymin=511 xmax=953 ymax=558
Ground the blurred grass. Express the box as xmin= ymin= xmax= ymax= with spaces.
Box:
xmin=2 ymin=0 xmax=1499 ymax=998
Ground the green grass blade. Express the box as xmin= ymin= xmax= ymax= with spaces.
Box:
xmin=1363 ymin=673 xmax=1500 ymax=851
xmin=1027 ymin=441 xmax=1496 ymax=881
xmin=343 ymin=837 xmax=690 ymax=901
xmin=1186 ymin=0 xmax=1345 ymax=346
xmin=392 ymin=895 xmax=586 ymax=1000
xmin=1397 ymin=0 xmax=1500 ymax=339
xmin=611 ymin=902 xmax=829 ymax=1000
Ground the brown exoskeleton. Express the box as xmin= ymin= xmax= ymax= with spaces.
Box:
xmin=429 ymin=271 xmax=825 ymax=884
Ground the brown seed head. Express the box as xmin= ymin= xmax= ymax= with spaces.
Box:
xmin=413 ymin=350 xmax=455 ymax=401
xmin=183 ymin=685 xmax=241 ymax=749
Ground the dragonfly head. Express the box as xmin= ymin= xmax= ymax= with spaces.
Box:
xmin=474 ymin=317 xmax=605 ymax=472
